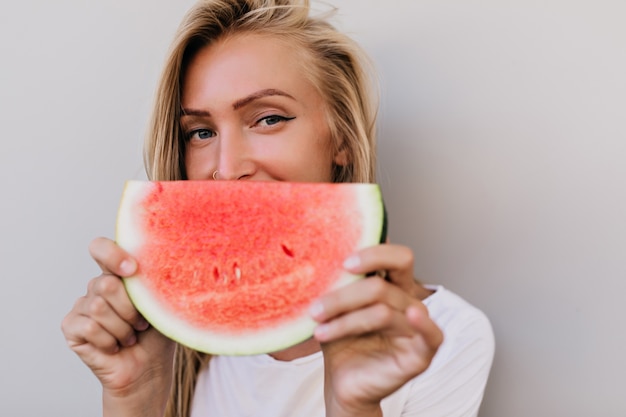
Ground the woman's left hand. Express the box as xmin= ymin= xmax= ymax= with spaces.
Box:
xmin=311 ymin=244 xmax=444 ymax=417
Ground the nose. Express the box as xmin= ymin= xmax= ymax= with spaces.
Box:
xmin=215 ymin=128 xmax=255 ymax=180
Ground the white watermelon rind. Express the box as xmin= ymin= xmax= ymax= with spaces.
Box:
xmin=116 ymin=181 xmax=384 ymax=356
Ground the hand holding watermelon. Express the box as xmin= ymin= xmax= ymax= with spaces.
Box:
xmin=311 ymin=244 xmax=444 ymax=416
xmin=61 ymin=237 xmax=175 ymax=416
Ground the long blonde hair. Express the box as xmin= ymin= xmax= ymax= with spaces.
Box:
xmin=144 ymin=1 xmax=379 ymax=415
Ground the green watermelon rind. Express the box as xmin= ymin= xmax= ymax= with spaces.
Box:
xmin=116 ymin=181 xmax=384 ymax=356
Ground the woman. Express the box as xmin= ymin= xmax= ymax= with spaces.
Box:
xmin=62 ymin=1 xmax=495 ymax=416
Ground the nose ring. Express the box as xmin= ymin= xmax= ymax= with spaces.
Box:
xmin=212 ymin=170 xmax=219 ymax=180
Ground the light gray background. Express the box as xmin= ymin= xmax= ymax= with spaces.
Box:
xmin=1 ymin=1 xmax=624 ymax=416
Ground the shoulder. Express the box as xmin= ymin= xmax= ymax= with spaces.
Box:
xmin=423 ymin=285 xmax=495 ymax=368
xmin=423 ymin=285 xmax=494 ymax=341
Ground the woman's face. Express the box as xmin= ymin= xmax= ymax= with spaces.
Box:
xmin=181 ymin=33 xmax=341 ymax=182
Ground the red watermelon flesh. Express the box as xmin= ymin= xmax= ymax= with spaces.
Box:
xmin=116 ymin=180 xmax=384 ymax=355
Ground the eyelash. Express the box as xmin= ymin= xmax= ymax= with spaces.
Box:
xmin=185 ymin=128 xmax=215 ymax=142
xmin=255 ymin=114 xmax=295 ymax=127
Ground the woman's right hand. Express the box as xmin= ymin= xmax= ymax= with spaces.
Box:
xmin=61 ymin=237 xmax=176 ymax=416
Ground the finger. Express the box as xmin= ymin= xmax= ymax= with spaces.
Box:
xmin=76 ymin=293 xmax=141 ymax=348
xmin=313 ymin=303 xmax=414 ymax=342
xmin=311 ymin=277 xmax=412 ymax=323
xmin=62 ymin=311 xmax=122 ymax=354
xmin=406 ymin=305 xmax=444 ymax=351
xmin=343 ymin=244 xmax=416 ymax=294
xmin=87 ymin=274 xmax=149 ymax=332
xmin=89 ymin=237 xmax=137 ymax=277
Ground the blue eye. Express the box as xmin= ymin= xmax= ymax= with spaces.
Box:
xmin=258 ymin=115 xmax=295 ymax=127
xmin=187 ymin=128 xmax=215 ymax=141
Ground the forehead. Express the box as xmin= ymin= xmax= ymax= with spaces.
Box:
xmin=181 ymin=33 xmax=321 ymax=106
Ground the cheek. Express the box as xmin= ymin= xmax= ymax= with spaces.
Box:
xmin=291 ymin=137 xmax=335 ymax=181
xmin=185 ymin=147 xmax=213 ymax=180
xmin=254 ymin=139 xmax=331 ymax=182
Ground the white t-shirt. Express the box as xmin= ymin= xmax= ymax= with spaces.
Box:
xmin=190 ymin=286 xmax=495 ymax=417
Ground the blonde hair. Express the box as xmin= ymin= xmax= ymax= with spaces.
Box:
xmin=145 ymin=1 xmax=379 ymax=415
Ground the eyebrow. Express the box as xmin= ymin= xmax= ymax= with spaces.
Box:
xmin=180 ymin=108 xmax=211 ymax=117
xmin=232 ymin=88 xmax=295 ymax=110
xmin=181 ymin=88 xmax=295 ymax=117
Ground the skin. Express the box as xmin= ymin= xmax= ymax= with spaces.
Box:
xmin=61 ymin=33 xmax=443 ymax=417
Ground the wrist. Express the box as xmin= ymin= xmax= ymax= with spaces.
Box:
xmin=322 ymin=347 xmax=384 ymax=417
xmin=324 ymin=384 xmax=383 ymax=417
xmin=324 ymin=397 xmax=383 ymax=417
xmin=103 ymin=379 xmax=170 ymax=417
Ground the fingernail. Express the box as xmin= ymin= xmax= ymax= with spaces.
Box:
xmin=136 ymin=317 xmax=149 ymax=331
xmin=126 ymin=334 xmax=137 ymax=347
xmin=314 ymin=324 xmax=329 ymax=339
xmin=309 ymin=301 xmax=324 ymax=320
xmin=343 ymin=255 xmax=360 ymax=270
xmin=120 ymin=259 xmax=136 ymax=276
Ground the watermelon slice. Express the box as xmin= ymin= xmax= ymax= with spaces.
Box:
xmin=116 ymin=180 xmax=385 ymax=355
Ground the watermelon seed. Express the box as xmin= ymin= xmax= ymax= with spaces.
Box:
xmin=234 ymin=263 xmax=241 ymax=281
xmin=213 ymin=267 xmax=219 ymax=282
xmin=281 ymin=244 xmax=294 ymax=258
